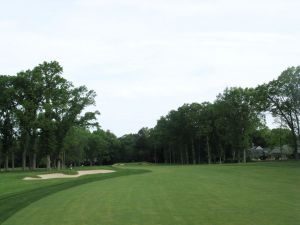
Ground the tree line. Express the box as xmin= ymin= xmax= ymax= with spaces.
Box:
xmin=115 ymin=66 xmax=299 ymax=164
xmin=0 ymin=63 xmax=299 ymax=170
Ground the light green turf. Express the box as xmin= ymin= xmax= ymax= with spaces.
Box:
xmin=2 ymin=162 xmax=300 ymax=225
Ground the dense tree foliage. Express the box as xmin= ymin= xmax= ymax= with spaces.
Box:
xmin=0 ymin=64 xmax=299 ymax=169
xmin=256 ymin=67 xmax=300 ymax=159
xmin=0 ymin=62 xmax=99 ymax=170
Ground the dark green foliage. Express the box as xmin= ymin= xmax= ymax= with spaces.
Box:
xmin=62 ymin=127 xmax=90 ymax=165
xmin=252 ymin=127 xmax=293 ymax=148
xmin=0 ymin=76 xmax=17 ymax=170
xmin=114 ymin=67 xmax=299 ymax=164
xmin=118 ymin=134 xmax=139 ymax=162
xmin=1 ymin=64 xmax=299 ymax=167
xmin=0 ymin=62 xmax=98 ymax=170
xmin=256 ymin=67 xmax=300 ymax=158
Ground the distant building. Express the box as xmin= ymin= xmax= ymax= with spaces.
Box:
xmin=249 ymin=144 xmax=299 ymax=161
xmin=249 ymin=146 xmax=267 ymax=160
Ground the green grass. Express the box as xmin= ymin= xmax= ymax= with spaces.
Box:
xmin=1 ymin=162 xmax=300 ymax=225
xmin=0 ymin=166 xmax=149 ymax=224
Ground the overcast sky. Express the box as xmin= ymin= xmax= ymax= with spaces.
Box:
xmin=1 ymin=0 xmax=300 ymax=136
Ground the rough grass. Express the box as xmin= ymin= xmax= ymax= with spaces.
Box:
xmin=1 ymin=161 xmax=300 ymax=225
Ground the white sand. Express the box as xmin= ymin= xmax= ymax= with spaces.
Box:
xmin=23 ymin=169 xmax=115 ymax=180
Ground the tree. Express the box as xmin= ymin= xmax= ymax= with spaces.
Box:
xmin=256 ymin=67 xmax=300 ymax=159
xmin=91 ymin=129 xmax=119 ymax=165
xmin=0 ymin=76 xmax=17 ymax=170
xmin=0 ymin=62 xmax=98 ymax=170
xmin=198 ymin=102 xmax=214 ymax=164
xmin=62 ymin=127 xmax=90 ymax=166
xmin=216 ymin=87 xmax=261 ymax=163
xmin=35 ymin=61 xmax=68 ymax=169
xmin=54 ymin=85 xmax=99 ymax=169
xmin=35 ymin=61 xmax=98 ymax=169
xmin=14 ymin=69 xmax=43 ymax=170
xmin=118 ymin=134 xmax=139 ymax=162
xmin=135 ymin=127 xmax=151 ymax=162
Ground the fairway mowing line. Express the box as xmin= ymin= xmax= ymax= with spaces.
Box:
xmin=23 ymin=170 xmax=115 ymax=180
xmin=0 ymin=168 xmax=150 ymax=225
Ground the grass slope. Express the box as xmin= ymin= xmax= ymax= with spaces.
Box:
xmin=1 ymin=162 xmax=300 ymax=225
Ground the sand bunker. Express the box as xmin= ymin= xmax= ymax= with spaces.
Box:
xmin=23 ymin=169 xmax=115 ymax=180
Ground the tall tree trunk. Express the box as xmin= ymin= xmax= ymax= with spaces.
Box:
xmin=154 ymin=144 xmax=157 ymax=164
xmin=57 ymin=160 xmax=61 ymax=170
xmin=30 ymin=132 xmax=38 ymax=170
xmin=46 ymin=154 xmax=51 ymax=170
xmin=206 ymin=136 xmax=211 ymax=164
xmin=198 ymin=143 xmax=201 ymax=163
xmin=22 ymin=151 xmax=27 ymax=170
xmin=185 ymin=145 xmax=189 ymax=164
xmin=243 ymin=148 xmax=246 ymax=163
xmin=29 ymin=155 xmax=32 ymax=170
xmin=292 ymin=133 xmax=299 ymax=159
xmin=191 ymin=139 xmax=196 ymax=164
xmin=164 ymin=147 xmax=167 ymax=163
xmin=5 ymin=154 xmax=9 ymax=171
xmin=233 ymin=150 xmax=236 ymax=161
xmin=173 ymin=150 xmax=176 ymax=164
xmin=298 ymin=136 xmax=300 ymax=160
xmin=219 ymin=144 xmax=223 ymax=164
xmin=32 ymin=153 xmax=37 ymax=170
xmin=295 ymin=113 xmax=300 ymax=159
xmin=11 ymin=151 xmax=15 ymax=170
xmin=99 ymin=155 xmax=103 ymax=165
xmin=62 ymin=151 xmax=65 ymax=169
xmin=180 ymin=147 xmax=183 ymax=164
xmin=169 ymin=144 xmax=172 ymax=164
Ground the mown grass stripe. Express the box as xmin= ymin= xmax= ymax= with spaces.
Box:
xmin=0 ymin=168 xmax=149 ymax=224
